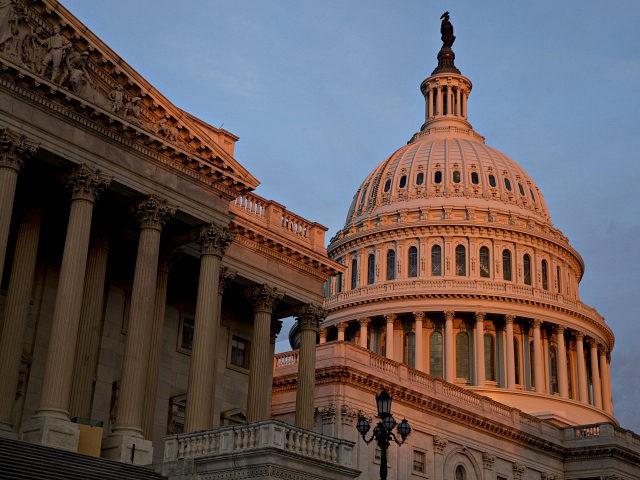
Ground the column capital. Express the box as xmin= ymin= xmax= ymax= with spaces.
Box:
xmin=413 ymin=311 xmax=425 ymax=322
xmin=384 ymin=313 xmax=396 ymax=323
xmin=218 ymin=266 xmax=236 ymax=295
xmin=0 ymin=128 xmax=38 ymax=171
xmin=197 ymin=223 xmax=236 ymax=257
xmin=505 ymin=314 xmax=515 ymax=325
xmin=247 ymin=284 xmax=283 ymax=314
xmin=513 ymin=463 xmax=526 ymax=480
xmin=135 ymin=195 xmax=175 ymax=230
xmin=336 ymin=322 xmax=347 ymax=333
xmin=393 ymin=318 xmax=403 ymax=329
xmin=475 ymin=312 xmax=486 ymax=322
xmin=576 ymin=330 xmax=585 ymax=340
xmin=586 ymin=337 xmax=597 ymax=348
xmin=297 ymin=304 xmax=326 ymax=333
xmin=532 ymin=318 xmax=542 ymax=328
xmin=67 ymin=164 xmax=111 ymax=203
xmin=270 ymin=319 xmax=283 ymax=343
xmin=482 ymin=452 xmax=495 ymax=469
xmin=444 ymin=311 xmax=455 ymax=322
xmin=553 ymin=324 xmax=565 ymax=335
xmin=433 ymin=436 xmax=447 ymax=454
xmin=358 ymin=317 xmax=370 ymax=327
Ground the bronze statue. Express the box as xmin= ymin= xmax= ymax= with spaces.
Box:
xmin=440 ymin=11 xmax=455 ymax=48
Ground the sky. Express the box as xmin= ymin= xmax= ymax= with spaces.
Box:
xmin=61 ymin=1 xmax=640 ymax=432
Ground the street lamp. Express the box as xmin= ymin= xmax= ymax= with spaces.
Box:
xmin=356 ymin=389 xmax=411 ymax=480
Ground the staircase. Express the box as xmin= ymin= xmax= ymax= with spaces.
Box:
xmin=0 ymin=435 xmax=167 ymax=480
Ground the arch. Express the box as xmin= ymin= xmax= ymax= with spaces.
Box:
xmin=541 ymin=259 xmax=549 ymax=290
xmin=430 ymin=331 xmax=443 ymax=378
xmin=455 ymin=245 xmax=466 ymax=276
xmin=408 ymin=246 xmax=418 ymax=278
xmin=351 ymin=259 xmax=358 ymax=290
xmin=484 ymin=333 xmax=496 ymax=382
xmin=523 ymin=253 xmax=532 ymax=285
xmin=431 ymin=244 xmax=442 ymax=276
xmin=502 ymin=249 xmax=512 ymax=281
xmin=456 ymin=331 xmax=470 ymax=381
xmin=479 ymin=246 xmax=490 ymax=278
xmin=404 ymin=332 xmax=416 ymax=368
xmin=386 ymin=250 xmax=396 ymax=280
xmin=367 ymin=253 xmax=375 ymax=285
xmin=442 ymin=447 xmax=482 ymax=480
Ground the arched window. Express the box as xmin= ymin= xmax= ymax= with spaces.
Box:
xmin=488 ymin=174 xmax=496 ymax=187
xmin=502 ymin=249 xmax=512 ymax=281
xmin=484 ymin=333 xmax=496 ymax=381
xmin=549 ymin=346 xmax=558 ymax=394
xmin=471 ymin=171 xmax=479 ymax=184
xmin=404 ymin=332 xmax=416 ymax=368
xmin=336 ymin=273 xmax=343 ymax=294
xmin=431 ymin=245 xmax=442 ymax=276
xmin=504 ymin=178 xmax=512 ymax=191
xmin=456 ymin=331 xmax=470 ymax=381
xmin=479 ymin=246 xmax=490 ymax=278
xmin=408 ymin=246 xmax=418 ymax=278
xmin=351 ymin=259 xmax=358 ymax=290
xmin=383 ymin=179 xmax=391 ymax=192
xmin=541 ymin=259 xmax=548 ymax=290
xmin=367 ymin=254 xmax=375 ymax=285
xmin=453 ymin=170 xmax=461 ymax=183
xmin=455 ymin=465 xmax=466 ymax=480
xmin=416 ymin=172 xmax=424 ymax=185
xmin=455 ymin=245 xmax=466 ymax=276
xmin=556 ymin=265 xmax=562 ymax=293
xmin=514 ymin=338 xmax=521 ymax=385
xmin=386 ymin=250 xmax=396 ymax=280
xmin=399 ymin=175 xmax=407 ymax=188
xmin=518 ymin=183 xmax=525 ymax=196
xmin=430 ymin=331 xmax=443 ymax=378
xmin=529 ymin=341 xmax=535 ymax=389
xmin=523 ymin=254 xmax=532 ymax=285
xmin=434 ymin=171 xmax=442 ymax=184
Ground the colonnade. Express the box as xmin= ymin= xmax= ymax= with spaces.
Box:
xmin=0 ymin=133 xmax=324 ymax=462
xmin=321 ymin=311 xmax=613 ymax=415
xmin=423 ymin=82 xmax=470 ymax=121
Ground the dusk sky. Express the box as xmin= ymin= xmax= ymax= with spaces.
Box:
xmin=61 ymin=1 xmax=640 ymax=432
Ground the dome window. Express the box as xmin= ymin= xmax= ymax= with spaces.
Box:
xmin=455 ymin=245 xmax=466 ymax=276
xmin=367 ymin=254 xmax=376 ymax=285
xmin=479 ymin=246 xmax=490 ymax=278
xmin=408 ymin=246 xmax=418 ymax=278
xmin=431 ymin=245 xmax=442 ymax=276
xmin=383 ymin=179 xmax=391 ymax=192
xmin=399 ymin=175 xmax=407 ymax=188
xmin=502 ymin=249 xmax=512 ymax=281
xmin=471 ymin=172 xmax=479 ymax=184
xmin=488 ymin=174 xmax=496 ymax=187
xmin=416 ymin=172 xmax=424 ymax=185
xmin=453 ymin=171 xmax=461 ymax=183
xmin=386 ymin=250 xmax=396 ymax=280
xmin=504 ymin=178 xmax=512 ymax=191
xmin=523 ymin=254 xmax=532 ymax=285
xmin=530 ymin=189 xmax=536 ymax=202
xmin=351 ymin=259 xmax=358 ymax=289
xmin=541 ymin=259 xmax=549 ymax=290
xmin=434 ymin=171 xmax=442 ymax=184
xmin=518 ymin=183 xmax=525 ymax=196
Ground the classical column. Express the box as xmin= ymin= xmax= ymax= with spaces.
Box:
xmin=0 ymin=129 xmax=38 ymax=285
xmin=384 ymin=314 xmax=395 ymax=360
xmin=183 ymin=224 xmax=235 ymax=433
xmin=475 ymin=312 xmax=486 ymax=386
xmin=444 ymin=311 xmax=454 ymax=382
xmin=455 ymin=88 xmax=461 ymax=116
xmin=359 ymin=318 xmax=370 ymax=349
xmin=413 ymin=312 xmax=425 ymax=371
xmin=555 ymin=326 xmax=569 ymax=398
xmin=427 ymin=88 xmax=433 ymax=118
xmin=295 ymin=305 xmax=325 ymax=430
xmin=23 ymin=165 xmax=110 ymax=450
xmin=319 ymin=328 xmax=327 ymax=344
xmin=505 ymin=315 xmax=516 ymax=389
xmin=141 ymin=254 xmax=173 ymax=440
xmin=104 ymin=196 xmax=174 ymax=463
xmin=576 ymin=332 xmax=588 ymax=402
xmin=336 ymin=322 xmax=346 ymax=342
xmin=599 ymin=349 xmax=613 ymax=414
xmin=588 ymin=340 xmax=602 ymax=409
xmin=246 ymin=285 xmax=283 ymax=422
xmin=0 ymin=209 xmax=42 ymax=432
xmin=69 ymin=233 xmax=110 ymax=421
xmin=532 ymin=320 xmax=544 ymax=393
xmin=436 ymin=86 xmax=443 ymax=116
xmin=266 ymin=317 xmax=283 ymax=411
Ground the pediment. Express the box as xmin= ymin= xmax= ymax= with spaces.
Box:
xmin=0 ymin=0 xmax=259 ymax=197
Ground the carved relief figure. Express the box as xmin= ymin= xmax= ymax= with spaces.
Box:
xmin=62 ymin=50 xmax=88 ymax=94
xmin=123 ymin=96 xmax=142 ymax=124
xmin=0 ymin=0 xmax=17 ymax=51
xmin=37 ymin=25 xmax=71 ymax=82
xmin=157 ymin=118 xmax=179 ymax=141
xmin=109 ymin=85 xmax=124 ymax=113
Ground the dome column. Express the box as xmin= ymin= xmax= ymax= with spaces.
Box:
xmin=295 ymin=305 xmax=325 ymax=430
xmin=576 ymin=332 xmax=588 ymax=402
xmin=413 ymin=312 xmax=425 ymax=371
xmin=359 ymin=318 xmax=370 ymax=349
xmin=385 ymin=314 xmax=395 ymax=360
xmin=555 ymin=326 xmax=569 ymax=398
xmin=444 ymin=311 xmax=455 ymax=382
xmin=532 ymin=320 xmax=545 ymax=393
xmin=600 ymin=351 xmax=613 ymax=414
xmin=475 ymin=312 xmax=486 ymax=386
xmin=505 ymin=315 xmax=516 ymax=389
xmin=336 ymin=322 xmax=347 ymax=342
xmin=588 ymin=339 xmax=602 ymax=409
xmin=319 ymin=328 xmax=327 ymax=344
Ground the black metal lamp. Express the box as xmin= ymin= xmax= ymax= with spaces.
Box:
xmin=376 ymin=389 xmax=392 ymax=417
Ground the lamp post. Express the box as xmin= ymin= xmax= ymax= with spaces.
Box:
xmin=356 ymin=389 xmax=411 ymax=480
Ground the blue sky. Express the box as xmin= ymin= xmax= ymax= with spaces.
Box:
xmin=61 ymin=1 xmax=640 ymax=432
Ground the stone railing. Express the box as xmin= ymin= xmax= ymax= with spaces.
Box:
xmin=232 ymin=192 xmax=327 ymax=253
xmin=164 ymin=419 xmax=355 ymax=469
xmin=563 ymin=422 xmax=640 ymax=451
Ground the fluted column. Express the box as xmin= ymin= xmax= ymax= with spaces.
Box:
xmin=414 ymin=312 xmax=425 ymax=371
xmin=444 ymin=311 xmax=454 ymax=382
xmin=576 ymin=332 xmax=588 ymax=402
xmin=141 ymin=254 xmax=173 ymax=440
xmin=37 ymin=165 xmax=111 ymax=421
xmin=266 ymin=317 xmax=283 ymax=412
xmin=385 ymin=314 xmax=395 ymax=360
xmin=505 ymin=315 xmax=516 ymax=389
xmin=0 ymin=129 xmax=38 ymax=286
xmin=359 ymin=318 xmax=370 ymax=349
xmin=555 ymin=326 xmax=569 ymax=398
xmin=295 ymin=305 xmax=325 ymax=430
xmin=599 ymin=349 xmax=613 ymax=414
xmin=111 ymin=196 xmax=174 ymax=440
xmin=0 ymin=209 xmax=42 ymax=432
xmin=246 ymin=285 xmax=283 ymax=422
xmin=532 ymin=320 xmax=544 ymax=393
xmin=427 ymin=88 xmax=433 ymax=118
xmin=475 ymin=312 xmax=485 ymax=386
xmin=183 ymin=224 xmax=235 ymax=433
xmin=336 ymin=322 xmax=346 ymax=342
xmin=69 ymin=233 xmax=110 ymax=420
xmin=588 ymin=339 xmax=602 ymax=408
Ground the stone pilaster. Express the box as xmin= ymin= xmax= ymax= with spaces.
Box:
xmin=588 ymin=339 xmax=602 ymax=409
xmin=319 ymin=328 xmax=327 ymax=344
xmin=482 ymin=452 xmax=495 ymax=479
xmin=554 ymin=325 xmax=569 ymax=398
xmin=475 ymin=312 xmax=486 ymax=386
xmin=183 ymin=224 xmax=235 ymax=433
xmin=532 ymin=319 xmax=544 ymax=393
xmin=385 ymin=314 xmax=395 ymax=360
xmin=0 ymin=129 xmax=38 ymax=286
xmin=246 ymin=285 xmax=283 ymax=422
xmin=576 ymin=332 xmax=588 ymax=402
xmin=433 ymin=436 xmax=447 ymax=480
xmin=69 ymin=234 xmax=110 ymax=421
xmin=358 ymin=318 xmax=370 ymax=349
xmin=295 ymin=304 xmax=325 ymax=430
xmin=513 ymin=462 xmax=525 ymax=480
xmin=444 ymin=311 xmax=454 ymax=382
xmin=23 ymin=165 xmax=109 ymax=452
xmin=413 ymin=312 xmax=425 ymax=371
xmin=505 ymin=315 xmax=516 ymax=389
xmin=0 ymin=209 xmax=42 ymax=432
xmin=104 ymin=196 xmax=174 ymax=464
xmin=336 ymin=322 xmax=346 ymax=342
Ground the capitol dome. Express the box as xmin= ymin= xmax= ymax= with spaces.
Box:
xmin=321 ymin=22 xmax=615 ymax=427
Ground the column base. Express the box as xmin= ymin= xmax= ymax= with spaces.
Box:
xmin=20 ymin=416 xmax=80 ymax=452
xmin=102 ymin=433 xmax=153 ymax=465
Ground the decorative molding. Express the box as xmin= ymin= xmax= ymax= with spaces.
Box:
xmin=247 ymin=284 xmax=283 ymax=314
xmin=0 ymin=126 xmax=38 ymax=170
xmin=218 ymin=267 xmax=236 ymax=295
xmin=481 ymin=452 xmax=495 ymax=469
xmin=135 ymin=194 xmax=175 ymax=230
xmin=67 ymin=163 xmax=111 ymax=202
xmin=433 ymin=436 xmax=447 ymax=454
xmin=198 ymin=223 xmax=236 ymax=257
xmin=512 ymin=462 xmax=525 ymax=480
